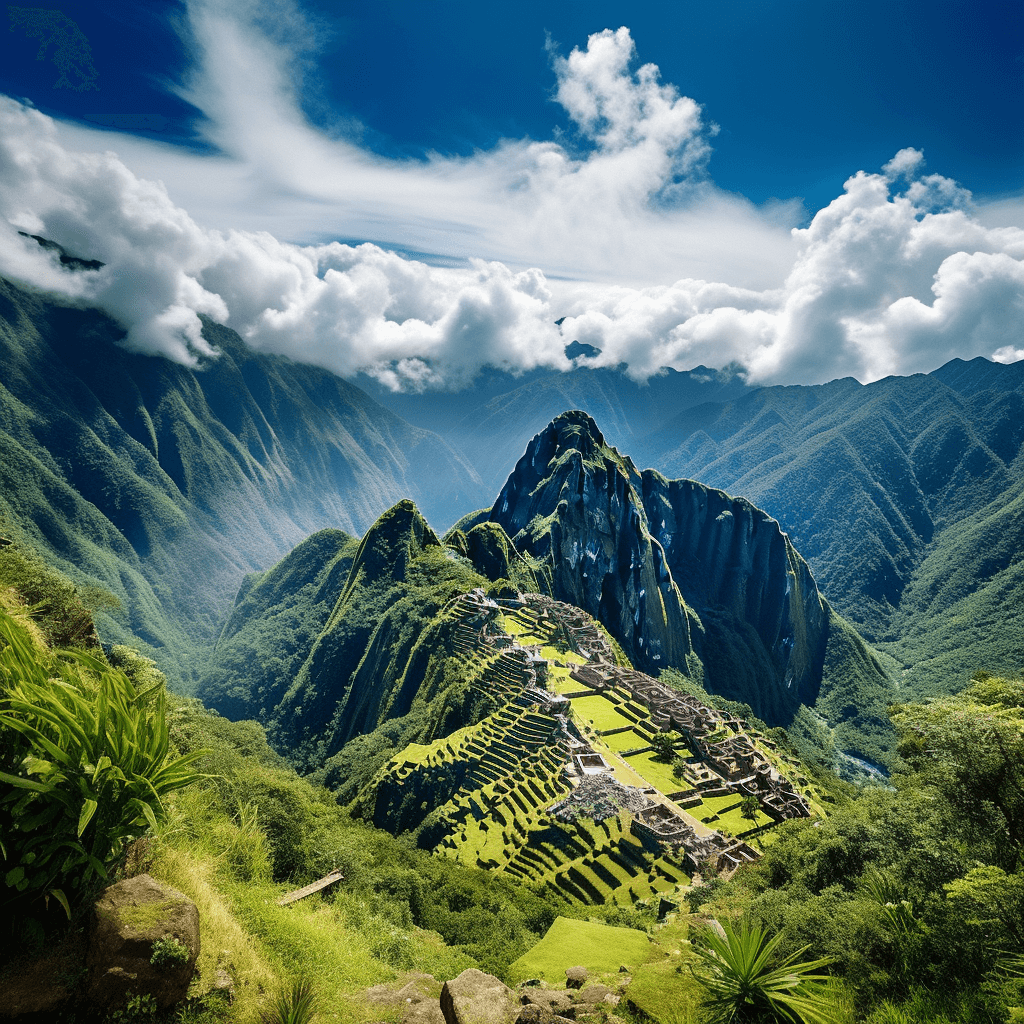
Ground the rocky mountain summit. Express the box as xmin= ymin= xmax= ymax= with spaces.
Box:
xmin=487 ymin=411 xmax=870 ymax=729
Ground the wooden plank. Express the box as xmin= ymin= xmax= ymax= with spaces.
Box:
xmin=276 ymin=869 xmax=345 ymax=906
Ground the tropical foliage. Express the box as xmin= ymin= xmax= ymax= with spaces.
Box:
xmin=690 ymin=919 xmax=839 ymax=1023
xmin=0 ymin=608 xmax=207 ymax=917
xmin=690 ymin=673 xmax=1024 ymax=1023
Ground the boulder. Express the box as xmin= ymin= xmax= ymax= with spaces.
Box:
xmin=441 ymin=969 xmax=518 ymax=1024
xmin=86 ymin=873 xmax=199 ymax=1010
xmin=516 ymin=1007 xmax=575 ymax=1024
xmin=575 ymin=985 xmax=616 ymax=1006
xmin=521 ymin=990 xmax=575 ymax=1017
xmin=565 ymin=966 xmax=588 ymax=990
xmin=366 ymin=973 xmax=445 ymax=1024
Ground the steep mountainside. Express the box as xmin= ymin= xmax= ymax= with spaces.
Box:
xmin=204 ymin=500 xmax=512 ymax=775
xmin=487 ymin=412 xmax=892 ymax=752
xmin=202 ymin=415 xmax=894 ymax=770
xmin=370 ymin=356 xmax=1024 ymax=696
xmin=639 ymin=359 xmax=1024 ymax=694
xmin=0 ymin=276 xmax=483 ymax=682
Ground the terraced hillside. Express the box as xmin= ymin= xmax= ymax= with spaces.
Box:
xmin=359 ymin=590 xmax=825 ymax=908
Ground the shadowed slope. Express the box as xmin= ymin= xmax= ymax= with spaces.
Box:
xmin=0 ymin=276 xmax=484 ymax=683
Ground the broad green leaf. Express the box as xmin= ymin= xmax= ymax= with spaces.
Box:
xmin=77 ymin=798 xmax=98 ymax=837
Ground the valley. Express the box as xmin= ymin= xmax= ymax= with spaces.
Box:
xmin=1 ymin=278 xmax=1022 ymax=1024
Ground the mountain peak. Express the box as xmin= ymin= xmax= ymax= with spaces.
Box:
xmin=547 ymin=409 xmax=605 ymax=448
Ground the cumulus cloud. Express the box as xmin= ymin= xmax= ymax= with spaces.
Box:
xmin=0 ymin=7 xmax=1022 ymax=388
xmin=557 ymin=163 xmax=1024 ymax=382
xmin=0 ymin=97 xmax=567 ymax=382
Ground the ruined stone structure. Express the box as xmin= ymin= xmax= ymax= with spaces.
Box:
xmin=567 ymin=650 xmax=810 ymax=821
xmin=441 ymin=588 xmax=811 ymax=879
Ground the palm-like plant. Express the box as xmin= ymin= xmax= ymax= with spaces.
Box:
xmin=262 ymin=978 xmax=317 ymax=1024
xmin=690 ymin=918 xmax=840 ymax=1024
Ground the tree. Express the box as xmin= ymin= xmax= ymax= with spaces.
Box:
xmin=892 ymin=676 xmax=1024 ymax=868
xmin=651 ymin=731 xmax=680 ymax=763
xmin=740 ymin=795 xmax=760 ymax=822
xmin=690 ymin=918 xmax=840 ymax=1023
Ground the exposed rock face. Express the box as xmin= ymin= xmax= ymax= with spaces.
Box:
xmin=491 ymin=412 xmax=698 ymax=672
xmin=86 ymin=874 xmax=199 ymax=1010
xmin=441 ymin=969 xmax=519 ymax=1024
xmin=489 ymin=411 xmax=831 ymax=721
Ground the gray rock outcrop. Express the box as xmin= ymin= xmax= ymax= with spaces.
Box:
xmin=441 ymin=968 xmax=519 ymax=1024
xmin=86 ymin=873 xmax=199 ymax=1010
xmin=488 ymin=411 xmax=834 ymax=723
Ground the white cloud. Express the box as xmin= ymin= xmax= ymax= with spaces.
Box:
xmin=556 ymin=166 xmax=1024 ymax=382
xmin=52 ymin=5 xmax=799 ymax=292
xmin=0 ymin=4 xmax=1022 ymax=389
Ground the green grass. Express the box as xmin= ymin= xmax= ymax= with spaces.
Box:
xmin=570 ymin=694 xmax=637 ymax=732
xmin=507 ymin=917 xmax=657 ymax=984
xmin=624 ymin=750 xmax=686 ymax=796
xmin=624 ymin=950 xmax=705 ymax=1024
xmin=602 ymin=728 xmax=650 ymax=752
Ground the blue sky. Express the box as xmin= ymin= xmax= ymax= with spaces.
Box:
xmin=4 ymin=0 xmax=1022 ymax=213
xmin=1 ymin=0 xmax=1022 ymax=388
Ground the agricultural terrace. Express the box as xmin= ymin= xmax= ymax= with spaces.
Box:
xmin=368 ymin=589 xmax=816 ymax=911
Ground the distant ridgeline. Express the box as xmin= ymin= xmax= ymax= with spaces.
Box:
xmin=0 ymin=274 xmax=485 ymax=685
xmin=368 ymin=354 xmax=1024 ymax=699
xmin=201 ymin=410 xmax=896 ymax=841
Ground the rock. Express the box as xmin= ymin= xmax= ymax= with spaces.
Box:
xmin=520 ymin=978 xmax=543 ymax=988
xmin=441 ymin=969 xmax=519 ymax=1024
xmin=565 ymin=966 xmax=588 ymax=990
xmin=212 ymin=968 xmax=234 ymax=999
xmin=366 ymin=973 xmax=444 ymax=1024
xmin=516 ymin=1007 xmax=575 ymax=1024
xmin=618 ymin=965 xmax=630 ymax=973
xmin=521 ymin=990 xmax=575 ymax=1017
xmin=488 ymin=410 xmax=834 ymax=723
xmin=575 ymin=985 xmax=614 ymax=1006
xmin=85 ymin=873 xmax=199 ymax=1011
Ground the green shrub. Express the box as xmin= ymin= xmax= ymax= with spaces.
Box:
xmin=0 ymin=609 xmax=208 ymax=917
xmin=149 ymin=935 xmax=190 ymax=969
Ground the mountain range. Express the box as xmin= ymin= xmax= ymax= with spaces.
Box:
xmin=368 ymin=355 xmax=1024 ymax=698
xmin=1 ymin=271 xmax=1021 ymax=745
xmin=0 ymin=276 xmax=480 ymax=684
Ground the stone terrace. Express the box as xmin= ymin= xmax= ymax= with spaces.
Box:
xmin=430 ymin=588 xmax=811 ymax=882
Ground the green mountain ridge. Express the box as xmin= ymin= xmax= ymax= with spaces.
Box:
xmin=0 ymin=276 xmax=486 ymax=684
xmin=201 ymin=413 xmax=895 ymax=775
xmin=371 ymin=357 xmax=1024 ymax=697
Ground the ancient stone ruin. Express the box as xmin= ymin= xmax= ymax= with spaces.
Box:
xmin=440 ymin=588 xmax=811 ymax=877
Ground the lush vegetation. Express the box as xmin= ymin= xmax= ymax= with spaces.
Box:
xmin=687 ymin=673 xmax=1024 ymax=1023
xmin=0 ymin=275 xmax=483 ymax=686
xmin=0 ymin=607 xmax=206 ymax=920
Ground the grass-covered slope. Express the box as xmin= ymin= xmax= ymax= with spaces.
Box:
xmin=0 ymin=276 xmax=484 ymax=684
xmin=200 ymin=528 xmax=360 ymax=721
xmin=202 ymin=500 xmax=515 ymax=780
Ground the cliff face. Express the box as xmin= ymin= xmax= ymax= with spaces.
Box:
xmin=489 ymin=411 xmax=830 ymax=721
xmin=644 ymin=475 xmax=829 ymax=710
xmin=490 ymin=412 xmax=699 ymax=673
